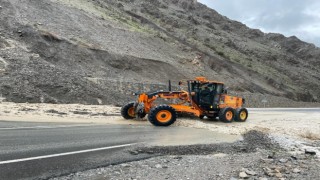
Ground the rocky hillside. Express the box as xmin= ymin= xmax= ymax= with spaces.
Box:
xmin=0 ymin=0 xmax=319 ymax=106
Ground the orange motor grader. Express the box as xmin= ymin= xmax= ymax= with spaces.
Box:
xmin=121 ymin=77 xmax=248 ymax=126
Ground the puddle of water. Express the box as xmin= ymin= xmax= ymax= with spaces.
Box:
xmin=148 ymin=127 xmax=242 ymax=146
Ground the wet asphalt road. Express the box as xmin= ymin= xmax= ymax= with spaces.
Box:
xmin=1 ymin=108 xmax=318 ymax=180
xmin=0 ymin=121 xmax=234 ymax=180
xmin=0 ymin=123 xmax=145 ymax=180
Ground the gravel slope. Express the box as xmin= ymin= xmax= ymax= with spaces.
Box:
xmin=0 ymin=0 xmax=319 ymax=105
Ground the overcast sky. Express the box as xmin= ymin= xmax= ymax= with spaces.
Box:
xmin=198 ymin=0 xmax=320 ymax=47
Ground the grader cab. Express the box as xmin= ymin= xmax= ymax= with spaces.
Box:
xmin=121 ymin=77 xmax=248 ymax=126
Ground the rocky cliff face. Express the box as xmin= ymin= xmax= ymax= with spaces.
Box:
xmin=0 ymin=0 xmax=319 ymax=106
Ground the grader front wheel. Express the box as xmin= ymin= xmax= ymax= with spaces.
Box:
xmin=121 ymin=102 xmax=136 ymax=119
xmin=148 ymin=105 xmax=177 ymax=126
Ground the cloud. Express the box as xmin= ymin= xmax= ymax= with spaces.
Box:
xmin=199 ymin=0 xmax=320 ymax=46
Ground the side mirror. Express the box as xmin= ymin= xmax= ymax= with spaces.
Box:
xmin=223 ymin=87 xmax=228 ymax=94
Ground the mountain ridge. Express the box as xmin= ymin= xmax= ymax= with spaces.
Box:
xmin=0 ymin=0 xmax=319 ymax=106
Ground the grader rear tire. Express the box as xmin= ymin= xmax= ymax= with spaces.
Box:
xmin=148 ymin=105 xmax=176 ymax=126
xmin=219 ymin=107 xmax=235 ymax=123
xmin=235 ymin=108 xmax=248 ymax=122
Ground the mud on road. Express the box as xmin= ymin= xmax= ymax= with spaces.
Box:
xmin=2 ymin=103 xmax=318 ymax=142
xmin=53 ymin=130 xmax=320 ymax=180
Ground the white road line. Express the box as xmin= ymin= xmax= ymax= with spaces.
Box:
xmin=248 ymin=108 xmax=320 ymax=110
xmin=0 ymin=143 xmax=136 ymax=165
xmin=0 ymin=124 xmax=96 ymax=130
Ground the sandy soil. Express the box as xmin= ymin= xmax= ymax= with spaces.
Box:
xmin=0 ymin=102 xmax=144 ymax=125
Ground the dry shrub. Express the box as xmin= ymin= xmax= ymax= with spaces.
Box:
xmin=40 ymin=30 xmax=62 ymax=42
xmin=300 ymin=131 xmax=320 ymax=140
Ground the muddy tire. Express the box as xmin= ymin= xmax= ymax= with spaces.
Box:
xmin=219 ymin=107 xmax=235 ymax=123
xmin=148 ymin=105 xmax=176 ymax=126
xmin=235 ymin=108 xmax=248 ymax=122
xmin=121 ymin=102 xmax=136 ymax=119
